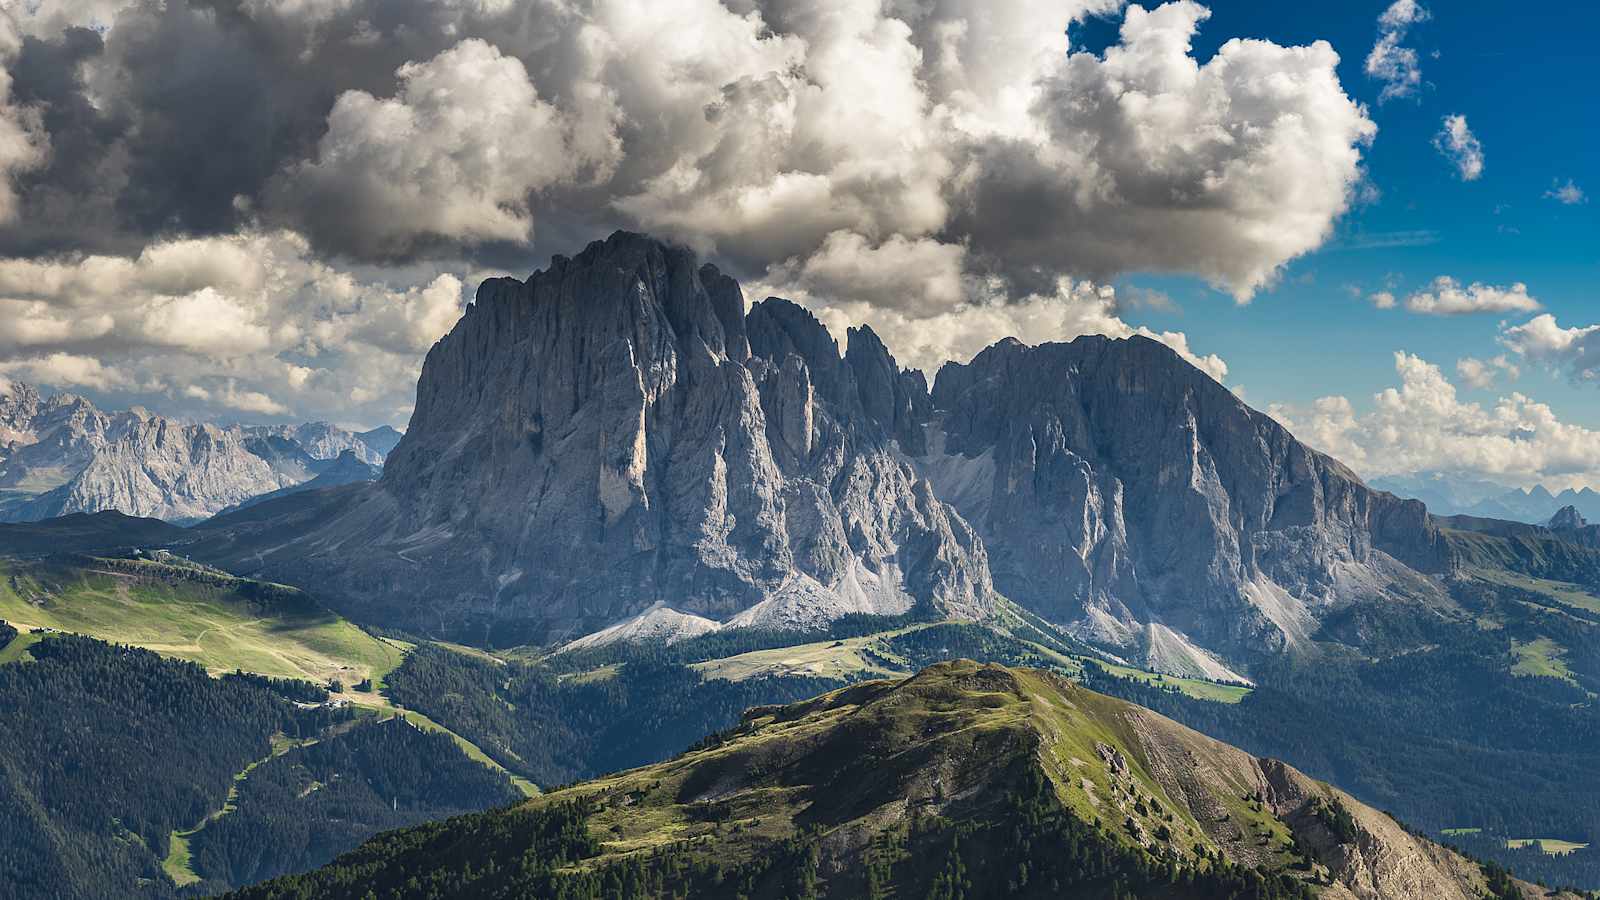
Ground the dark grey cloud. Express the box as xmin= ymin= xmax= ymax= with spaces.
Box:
xmin=3 ymin=0 xmax=484 ymax=256
xmin=7 ymin=27 xmax=126 ymax=256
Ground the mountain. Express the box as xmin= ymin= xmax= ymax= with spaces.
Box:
xmin=355 ymin=426 xmax=404 ymax=458
xmin=1468 ymin=486 xmax=1600 ymax=525
xmin=0 ymin=511 xmax=188 ymax=556
xmin=917 ymin=336 xmax=1448 ymax=673
xmin=12 ymin=421 xmax=325 ymax=524
xmin=230 ymin=660 xmax=1576 ymax=900
xmin=188 ymin=232 xmax=1459 ymax=676
xmin=218 ymin=450 xmax=383 ymax=516
xmin=0 ymin=384 xmax=123 ymax=495
xmin=192 ymin=232 xmax=995 ymax=646
xmin=1551 ymin=506 xmax=1589 ymax=531
xmin=1367 ymin=472 xmax=1520 ymax=517
xmin=0 ymin=383 xmax=396 ymax=524
xmin=242 ymin=423 xmax=388 ymax=467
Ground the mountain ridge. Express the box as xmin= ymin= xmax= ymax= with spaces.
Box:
xmin=229 ymin=659 xmax=1579 ymax=900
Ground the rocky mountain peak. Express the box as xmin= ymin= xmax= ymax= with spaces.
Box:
xmin=1549 ymin=504 xmax=1587 ymax=530
xmin=254 ymin=231 xmax=995 ymax=645
xmin=192 ymin=231 xmax=1461 ymax=671
xmin=746 ymin=296 xmax=852 ymax=408
xmin=916 ymin=330 xmax=1448 ymax=673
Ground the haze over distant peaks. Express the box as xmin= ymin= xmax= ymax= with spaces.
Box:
xmin=1371 ymin=471 xmax=1600 ymax=524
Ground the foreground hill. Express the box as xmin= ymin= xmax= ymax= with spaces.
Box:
xmin=231 ymin=661 xmax=1574 ymax=900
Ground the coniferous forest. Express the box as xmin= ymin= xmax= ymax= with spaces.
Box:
xmin=0 ymin=630 xmax=520 ymax=898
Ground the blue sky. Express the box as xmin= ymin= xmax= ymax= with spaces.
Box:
xmin=1094 ymin=1 xmax=1599 ymax=426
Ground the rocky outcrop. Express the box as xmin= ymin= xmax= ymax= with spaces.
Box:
xmin=1549 ymin=505 xmax=1588 ymax=531
xmin=196 ymin=232 xmax=995 ymax=644
xmin=914 ymin=336 xmax=1451 ymax=671
xmin=0 ymin=388 xmax=124 ymax=494
xmin=1542 ymin=504 xmax=1600 ymax=551
xmin=355 ymin=425 xmax=404 ymax=458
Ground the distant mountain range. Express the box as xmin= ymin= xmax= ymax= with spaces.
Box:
xmin=0 ymin=383 xmax=399 ymax=523
xmin=1370 ymin=471 xmax=1600 ymax=525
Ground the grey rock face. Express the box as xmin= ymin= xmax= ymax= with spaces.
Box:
xmin=1539 ymin=504 xmax=1600 ymax=550
xmin=202 ymin=232 xmax=995 ymax=644
xmin=1548 ymin=505 xmax=1587 ymax=531
xmin=0 ymin=388 xmax=124 ymax=494
xmin=184 ymin=232 xmax=1467 ymax=668
xmin=356 ymin=426 xmax=404 ymax=458
xmin=915 ymin=336 xmax=1450 ymax=671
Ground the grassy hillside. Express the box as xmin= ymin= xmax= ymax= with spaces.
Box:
xmin=0 ymin=553 xmax=538 ymax=802
xmin=0 ymin=555 xmax=404 ymax=687
xmin=0 ymin=632 xmax=520 ymax=900
xmin=379 ymin=618 xmax=1253 ymax=790
xmin=230 ymin=661 xmax=1585 ymax=900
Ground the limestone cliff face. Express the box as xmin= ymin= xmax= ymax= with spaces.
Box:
xmin=917 ymin=336 xmax=1450 ymax=672
xmin=0 ymin=387 xmax=123 ymax=493
xmin=223 ymin=232 xmax=995 ymax=643
xmin=189 ymin=232 xmax=1468 ymax=662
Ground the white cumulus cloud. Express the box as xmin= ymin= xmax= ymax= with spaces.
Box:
xmin=1365 ymin=0 xmax=1429 ymax=103
xmin=1501 ymin=314 xmax=1600 ymax=385
xmin=1404 ymin=276 xmax=1536 ymax=315
xmin=957 ymin=1 xmax=1376 ymax=302
xmin=0 ymin=230 xmax=474 ymax=426
xmin=3 ymin=0 xmax=1383 ymax=424
xmin=1544 ymin=178 xmax=1586 ymax=205
xmin=1273 ymin=352 xmax=1600 ymax=490
xmin=270 ymin=38 xmax=617 ymax=258
xmin=1455 ymin=354 xmax=1518 ymax=389
xmin=1433 ymin=114 xmax=1483 ymax=181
